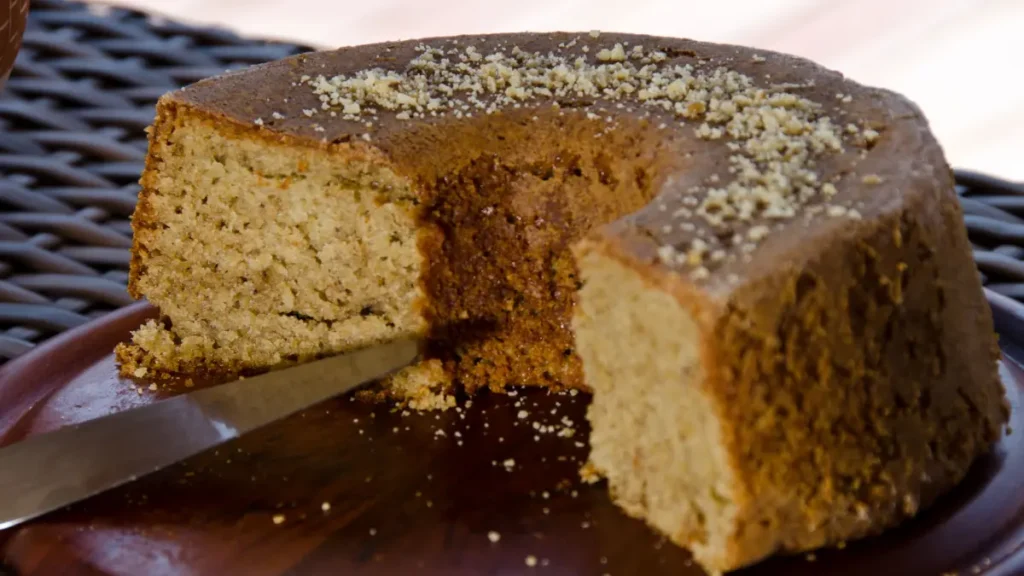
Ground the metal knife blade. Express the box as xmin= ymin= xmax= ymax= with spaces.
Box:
xmin=0 ymin=337 xmax=419 ymax=531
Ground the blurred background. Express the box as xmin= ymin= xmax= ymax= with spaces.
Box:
xmin=105 ymin=0 xmax=1023 ymax=180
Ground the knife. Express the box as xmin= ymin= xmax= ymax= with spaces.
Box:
xmin=0 ymin=337 xmax=419 ymax=531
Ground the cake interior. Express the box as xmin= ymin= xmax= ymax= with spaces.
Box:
xmin=126 ymin=116 xmax=425 ymax=373
xmin=417 ymin=118 xmax=663 ymax=392
xmin=573 ymin=249 xmax=739 ymax=569
xmin=126 ymin=108 xmax=666 ymax=391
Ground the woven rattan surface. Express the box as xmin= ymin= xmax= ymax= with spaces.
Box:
xmin=0 ymin=0 xmax=312 ymax=362
xmin=0 ymin=0 xmax=1021 ymax=363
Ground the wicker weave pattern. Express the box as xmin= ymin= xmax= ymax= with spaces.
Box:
xmin=0 ymin=0 xmax=1020 ymax=363
xmin=0 ymin=0 xmax=311 ymax=361
xmin=957 ymin=170 xmax=1024 ymax=298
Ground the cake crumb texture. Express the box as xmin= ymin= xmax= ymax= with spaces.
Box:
xmin=572 ymin=154 xmax=1008 ymax=570
xmin=119 ymin=110 xmax=425 ymax=375
xmin=573 ymin=249 xmax=740 ymax=569
xmin=379 ymin=358 xmax=455 ymax=411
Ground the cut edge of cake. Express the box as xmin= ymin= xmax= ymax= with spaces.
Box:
xmin=571 ymin=163 xmax=1010 ymax=571
xmin=572 ymin=241 xmax=748 ymax=571
xmin=117 ymin=98 xmax=431 ymax=379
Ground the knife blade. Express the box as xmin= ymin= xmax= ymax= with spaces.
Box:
xmin=0 ymin=337 xmax=419 ymax=531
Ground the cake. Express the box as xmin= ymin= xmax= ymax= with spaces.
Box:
xmin=116 ymin=32 xmax=1009 ymax=573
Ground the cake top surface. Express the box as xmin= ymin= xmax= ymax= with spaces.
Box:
xmin=167 ymin=32 xmax=944 ymax=292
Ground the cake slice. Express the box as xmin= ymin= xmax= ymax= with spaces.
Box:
xmin=117 ymin=33 xmax=1009 ymax=572
xmin=573 ymin=197 xmax=1008 ymax=569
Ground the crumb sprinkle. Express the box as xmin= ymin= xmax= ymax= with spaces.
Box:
xmin=298 ymin=38 xmax=858 ymax=282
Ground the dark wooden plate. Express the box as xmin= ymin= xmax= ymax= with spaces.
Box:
xmin=0 ymin=297 xmax=1021 ymax=576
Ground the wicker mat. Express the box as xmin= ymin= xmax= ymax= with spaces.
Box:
xmin=0 ymin=0 xmax=1020 ymax=363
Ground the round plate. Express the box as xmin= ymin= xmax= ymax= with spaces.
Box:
xmin=0 ymin=298 xmax=1021 ymax=576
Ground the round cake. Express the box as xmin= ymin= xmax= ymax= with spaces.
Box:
xmin=116 ymin=32 xmax=1009 ymax=572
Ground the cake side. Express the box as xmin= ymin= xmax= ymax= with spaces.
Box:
xmin=572 ymin=244 xmax=742 ymax=570
xmin=573 ymin=103 xmax=1008 ymax=572
xmin=118 ymin=98 xmax=427 ymax=376
xmin=706 ymin=148 xmax=1007 ymax=558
